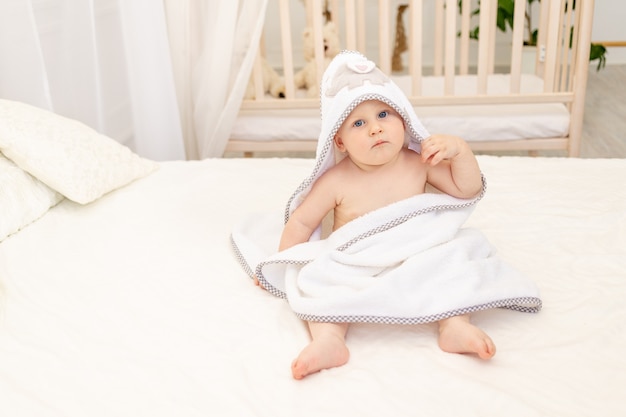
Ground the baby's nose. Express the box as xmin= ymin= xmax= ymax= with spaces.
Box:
xmin=369 ymin=124 xmax=383 ymax=135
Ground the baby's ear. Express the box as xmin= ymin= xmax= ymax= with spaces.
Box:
xmin=334 ymin=135 xmax=345 ymax=151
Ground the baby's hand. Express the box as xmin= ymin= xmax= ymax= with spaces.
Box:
xmin=252 ymin=274 xmax=268 ymax=292
xmin=420 ymin=134 xmax=465 ymax=165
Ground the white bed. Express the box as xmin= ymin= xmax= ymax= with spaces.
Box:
xmin=1 ymin=100 xmax=626 ymax=416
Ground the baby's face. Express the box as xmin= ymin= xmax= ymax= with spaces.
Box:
xmin=334 ymin=100 xmax=405 ymax=166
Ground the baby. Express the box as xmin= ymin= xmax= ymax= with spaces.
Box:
xmin=277 ymin=98 xmax=492 ymax=380
xmin=244 ymin=51 xmax=541 ymax=381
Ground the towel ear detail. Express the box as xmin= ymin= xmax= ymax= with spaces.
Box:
xmin=325 ymin=60 xmax=390 ymax=97
xmin=347 ymin=60 xmax=376 ymax=74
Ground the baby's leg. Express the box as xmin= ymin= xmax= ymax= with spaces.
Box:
xmin=437 ymin=314 xmax=496 ymax=359
xmin=291 ymin=322 xmax=350 ymax=380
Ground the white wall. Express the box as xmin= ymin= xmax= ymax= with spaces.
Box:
xmin=592 ymin=0 xmax=626 ymax=65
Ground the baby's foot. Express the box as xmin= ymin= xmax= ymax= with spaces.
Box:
xmin=437 ymin=316 xmax=496 ymax=359
xmin=291 ymin=335 xmax=350 ymax=380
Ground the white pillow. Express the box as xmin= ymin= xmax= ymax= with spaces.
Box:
xmin=0 ymin=99 xmax=159 ymax=204
xmin=0 ymin=153 xmax=64 ymax=242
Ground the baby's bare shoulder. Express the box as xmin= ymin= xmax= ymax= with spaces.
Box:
xmin=320 ymin=158 xmax=354 ymax=180
xmin=311 ymin=161 xmax=349 ymax=194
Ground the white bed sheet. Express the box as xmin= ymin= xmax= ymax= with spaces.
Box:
xmin=232 ymin=74 xmax=570 ymax=142
xmin=1 ymin=156 xmax=625 ymax=417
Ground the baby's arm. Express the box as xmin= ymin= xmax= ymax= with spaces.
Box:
xmin=420 ymin=134 xmax=483 ymax=199
xmin=279 ymin=173 xmax=338 ymax=251
xmin=254 ymin=173 xmax=337 ymax=287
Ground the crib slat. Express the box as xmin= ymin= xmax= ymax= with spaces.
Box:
xmin=554 ymin=0 xmax=566 ymax=92
xmin=567 ymin=0 xmax=594 ymax=157
xmin=559 ymin=0 xmax=575 ymax=93
xmin=535 ymin=0 xmax=550 ymax=78
xmin=476 ymin=0 xmax=492 ymax=93
xmin=543 ymin=0 xmax=564 ymax=92
xmin=443 ymin=0 xmax=457 ymax=95
xmin=458 ymin=0 xmax=471 ymax=75
xmin=309 ymin=0 xmax=325 ymax=96
xmin=487 ymin=0 xmax=497 ymax=74
xmin=357 ymin=0 xmax=366 ymax=53
xmin=278 ymin=0 xmax=295 ymax=99
xmin=567 ymin=0 xmax=581 ymax=93
xmin=378 ymin=0 xmax=391 ymax=75
xmin=509 ymin=0 xmax=527 ymax=93
xmin=433 ymin=0 xmax=444 ymax=76
xmin=409 ymin=0 xmax=423 ymax=96
xmin=344 ymin=0 xmax=357 ymax=50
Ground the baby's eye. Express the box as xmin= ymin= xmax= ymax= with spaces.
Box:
xmin=353 ymin=119 xmax=364 ymax=127
xmin=378 ymin=111 xmax=388 ymax=119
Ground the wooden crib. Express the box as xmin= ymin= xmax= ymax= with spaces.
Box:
xmin=227 ymin=0 xmax=595 ymax=157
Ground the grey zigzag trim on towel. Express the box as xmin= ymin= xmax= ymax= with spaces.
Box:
xmin=230 ymin=235 xmax=310 ymax=300
xmin=230 ymin=232 xmax=304 ymax=294
xmin=255 ymin=258 xmax=308 ymax=299
xmin=294 ymin=297 xmax=543 ymax=325
xmin=336 ymin=184 xmax=486 ymax=252
xmin=230 ymin=235 xmax=254 ymax=278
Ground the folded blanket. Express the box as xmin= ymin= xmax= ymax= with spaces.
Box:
xmin=231 ymin=50 xmax=541 ymax=324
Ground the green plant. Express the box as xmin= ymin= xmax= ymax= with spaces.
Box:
xmin=459 ymin=0 xmax=607 ymax=70
xmin=587 ymin=41 xmax=607 ymax=71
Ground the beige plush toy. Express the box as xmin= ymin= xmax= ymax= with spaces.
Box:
xmin=245 ymin=57 xmax=285 ymax=100
xmin=294 ymin=21 xmax=341 ymax=97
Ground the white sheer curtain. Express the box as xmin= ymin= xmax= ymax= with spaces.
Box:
xmin=164 ymin=0 xmax=268 ymax=159
xmin=0 ymin=0 xmax=185 ymax=161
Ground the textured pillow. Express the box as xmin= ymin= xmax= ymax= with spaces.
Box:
xmin=0 ymin=99 xmax=158 ymax=204
xmin=0 ymin=153 xmax=64 ymax=241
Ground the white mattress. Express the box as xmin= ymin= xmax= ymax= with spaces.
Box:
xmin=1 ymin=156 xmax=625 ymax=417
xmin=232 ymin=74 xmax=570 ymax=142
